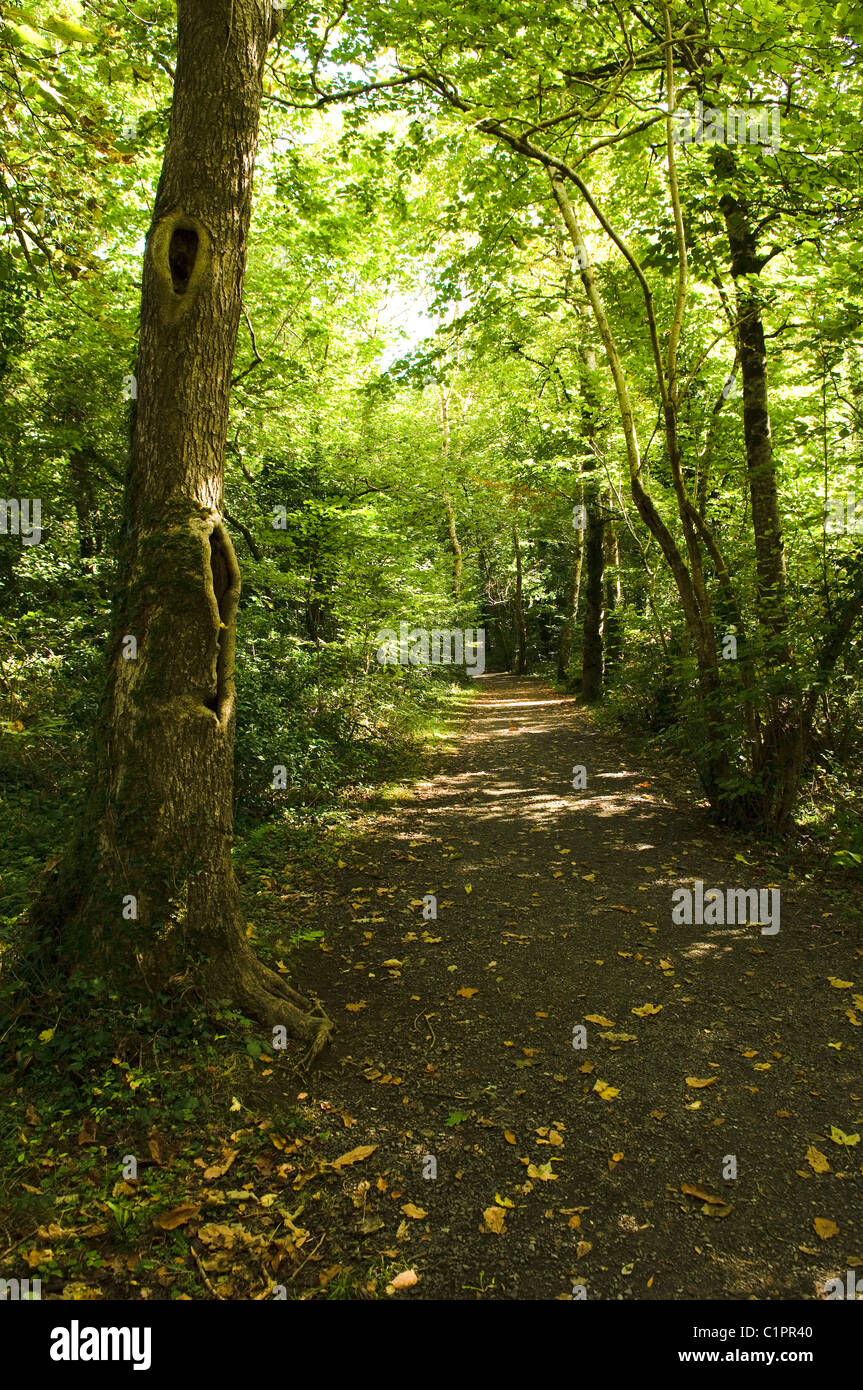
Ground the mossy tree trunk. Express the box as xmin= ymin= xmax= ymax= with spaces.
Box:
xmin=30 ymin=0 xmax=332 ymax=1055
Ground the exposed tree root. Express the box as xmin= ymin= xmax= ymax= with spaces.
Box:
xmin=210 ymin=948 xmax=334 ymax=1064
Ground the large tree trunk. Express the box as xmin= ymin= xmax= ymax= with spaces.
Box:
xmin=30 ymin=0 xmax=331 ymax=1055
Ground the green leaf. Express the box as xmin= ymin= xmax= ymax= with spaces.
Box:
xmin=4 ymin=21 xmax=52 ymax=49
xmin=34 ymin=78 xmax=68 ymax=111
xmin=42 ymin=16 xmax=98 ymax=43
xmin=445 ymin=1109 xmax=469 ymax=1126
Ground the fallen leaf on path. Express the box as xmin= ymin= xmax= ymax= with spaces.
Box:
xmin=330 ymin=1144 xmax=377 ymax=1170
xmin=504 ymin=1131 xmax=517 ymax=1145
xmin=681 ymin=1183 xmax=725 ymax=1204
xmin=685 ymin=1076 xmax=718 ymax=1089
xmin=592 ymin=1080 xmax=620 ymax=1101
xmin=830 ymin=1126 xmax=860 ymax=1146
xmin=155 ymin=1204 xmax=200 ymax=1231
xmin=456 ymin=987 xmax=478 ymax=998
xmin=387 ymin=1270 xmax=419 ymax=1293
xmin=814 ymin=1217 xmax=839 ymax=1239
xmin=526 ymin=1162 xmax=558 ymax=1181
xmin=401 ymin=1203 xmax=427 ymax=1220
xmin=585 ymin=1014 xmax=615 ymax=1027
xmin=345 ymin=1002 xmax=367 ymax=1012
xmin=203 ymin=1148 xmax=238 ymax=1180
xmin=632 ymin=1004 xmax=662 ymax=1016
xmin=481 ymin=1207 xmax=506 ymax=1233
xmin=828 ymin=978 xmax=854 ymax=989
xmin=806 ymin=1146 xmax=830 ymax=1173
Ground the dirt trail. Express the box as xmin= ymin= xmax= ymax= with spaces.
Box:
xmin=298 ymin=675 xmax=863 ymax=1300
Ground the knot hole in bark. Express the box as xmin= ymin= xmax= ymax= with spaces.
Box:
xmin=168 ymin=226 xmax=199 ymax=295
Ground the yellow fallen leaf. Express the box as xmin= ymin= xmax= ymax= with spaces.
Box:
xmin=830 ymin=1126 xmax=860 ymax=1146
xmin=456 ymin=986 xmax=478 ymax=998
xmin=494 ymin=1193 xmax=515 ymax=1208
xmin=345 ymin=1002 xmax=367 ymax=1012
xmin=382 ymin=959 xmax=403 ymax=968
xmin=681 ymin=1183 xmax=725 ymax=1204
xmin=806 ymin=1146 xmax=830 ymax=1173
xmin=203 ymin=1148 xmax=238 ymax=1180
xmin=592 ymin=1080 xmax=620 ymax=1101
xmin=814 ymin=1217 xmax=839 ymax=1239
xmin=464 ymin=884 xmax=472 ymax=894
xmin=631 ymin=1003 xmax=662 ymax=1016
xmin=701 ymin=1202 xmax=733 ymax=1218
xmin=526 ymin=1162 xmax=558 ymax=1181
xmin=481 ymin=1206 xmax=506 ymax=1233
xmin=568 ymin=1214 xmax=581 ymax=1229
xmin=504 ymin=1131 xmax=517 ymax=1145
xmin=38 ymin=1028 xmax=55 ymax=1045
xmin=330 ymin=1144 xmax=377 ymax=1170
xmin=585 ymin=1014 xmax=615 ymax=1027
xmin=828 ymin=977 xmax=854 ymax=989
xmin=548 ymin=1130 xmax=563 ymax=1146
xmin=155 ymin=1204 xmax=200 ymax=1231
xmin=685 ymin=1076 xmax=718 ymax=1088
xmin=401 ymin=1203 xmax=428 ymax=1220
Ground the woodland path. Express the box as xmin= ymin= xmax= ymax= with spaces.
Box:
xmin=290 ymin=675 xmax=863 ymax=1300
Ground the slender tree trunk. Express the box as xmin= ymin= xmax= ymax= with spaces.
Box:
xmin=603 ymin=520 xmax=623 ymax=681
xmin=719 ymin=189 xmax=790 ymax=658
xmin=443 ymin=492 xmax=463 ymax=600
xmin=439 ymin=387 xmax=463 ymax=599
xmin=69 ymin=449 xmax=101 ymax=559
xmin=557 ymin=528 xmax=583 ymax=682
xmin=581 ymin=498 xmax=604 ymax=701
xmin=576 ymin=339 xmax=605 ymax=700
xmin=716 ymin=153 xmax=802 ymax=829
xmin=511 ymin=518 xmax=527 ymax=674
xmin=29 ymin=0 xmax=331 ymax=1054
